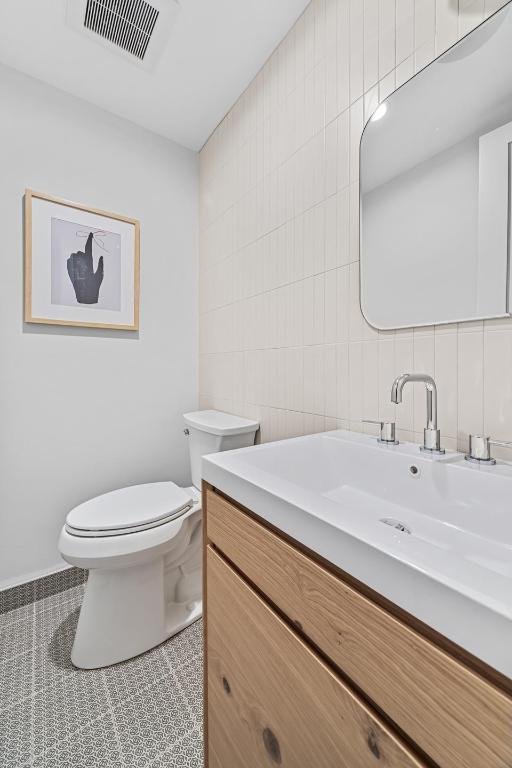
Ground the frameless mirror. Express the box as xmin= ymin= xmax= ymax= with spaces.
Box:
xmin=360 ymin=3 xmax=512 ymax=329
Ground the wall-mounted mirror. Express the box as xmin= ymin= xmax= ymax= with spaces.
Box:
xmin=360 ymin=3 xmax=512 ymax=329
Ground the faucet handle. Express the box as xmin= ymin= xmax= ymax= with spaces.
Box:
xmin=465 ymin=434 xmax=512 ymax=465
xmin=362 ymin=419 xmax=398 ymax=445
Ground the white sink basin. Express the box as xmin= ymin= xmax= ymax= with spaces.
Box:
xmin=203 ymin=429 xmax=512 ymax=678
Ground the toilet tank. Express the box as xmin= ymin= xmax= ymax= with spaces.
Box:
xmin=183 ymin=410 xmax=259 ymax=490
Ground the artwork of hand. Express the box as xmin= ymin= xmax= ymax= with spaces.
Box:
xmin=67 ymin=232 xmax=104 ymax=304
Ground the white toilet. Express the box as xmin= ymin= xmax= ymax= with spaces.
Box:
xmin=58 ymin=409 xmax=259 ymax=669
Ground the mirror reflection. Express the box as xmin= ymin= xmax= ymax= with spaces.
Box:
xmin=360 ymin=4 xmax=512 ymax=329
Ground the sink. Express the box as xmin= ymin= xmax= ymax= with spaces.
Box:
xmin=203 ymin=429 xmax=512 ymax=677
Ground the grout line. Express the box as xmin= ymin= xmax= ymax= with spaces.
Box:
xmin=143 ymin=725 xmax=203 ymax=768
xmin=101 ymin=668 xmax=127 ymax=768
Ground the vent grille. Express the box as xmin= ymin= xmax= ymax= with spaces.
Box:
xmin=84 ymin=0 xmax=159 ymax=60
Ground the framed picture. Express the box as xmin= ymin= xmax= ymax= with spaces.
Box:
xmin=24 ymin=189 xmax=140 ymax=330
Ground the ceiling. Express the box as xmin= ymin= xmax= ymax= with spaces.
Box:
xmin=0 ymin=0 xmax=309 ymax=150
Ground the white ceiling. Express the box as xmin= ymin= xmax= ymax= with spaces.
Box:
xmin=0 ymin=0 xmax=309 ymax=150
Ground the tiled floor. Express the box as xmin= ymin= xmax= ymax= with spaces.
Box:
xmin=0 ymin=570 xmax=203 ymax=767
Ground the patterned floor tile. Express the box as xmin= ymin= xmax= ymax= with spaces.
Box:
xmin=33 ymin=598 xmax=81 ymax=648
xmin=32 ymin=669 xmax=109 ymax=758
xmin=113 ymin=674 xmax=194 ymax=766
xmin=33 ymin=568 xmax=87 ymax=606
xmin=0 ymin=600 xmax=35 ymax=625
xmin=176 ymin=654 xmax=204 ymax=723
xmin=0 ymin=648 xmax=34 ymax=712
xmin=103 ymin=643 xmax=168 ymax=705
xmin=0 ymin=615 xmax=34 ymax=661
xmin=162 ymin=620 xmax=203 ymax=670
xmin=0 ymin=695 xmax=32 ymax=767
xmin=149 ymin=729 xmax=203 ymax=768
xmin=33 ymin=633 xmax=98 ymax=692
xmin=31 ymin=711 xmax=122 ymax=768
xmin=1 ymin=569 xmax=204 ymax=768
xmin=0 ymin=581 xmax=35 ymax=616
xmin=0 ymin=568 xmax=86 ymax=617
xmin=34 ymin=583 xmax=85 ymax=616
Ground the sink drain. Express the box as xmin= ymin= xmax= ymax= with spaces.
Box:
xmin=380 ymin=518 xmax=411 ymax=534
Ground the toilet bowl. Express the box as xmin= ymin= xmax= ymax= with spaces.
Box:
xmin=58 ymin=410 xmax=259 ymax=669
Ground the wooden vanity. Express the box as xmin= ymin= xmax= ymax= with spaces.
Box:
xmin=203 ymin=483 xmax=512 ymax=768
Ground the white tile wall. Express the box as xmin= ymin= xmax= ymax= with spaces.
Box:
xmin=199 ymin=0 xmax=512 ymax=449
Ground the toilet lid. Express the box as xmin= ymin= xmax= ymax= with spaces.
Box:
xmin=65 ymin=482 xmax=193 ymax=537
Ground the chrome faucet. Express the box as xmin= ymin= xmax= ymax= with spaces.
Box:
xmin=465 ymin=434 xmax=512 ymax=465
xmin=391 ymin=373 xmax=444 ymax=454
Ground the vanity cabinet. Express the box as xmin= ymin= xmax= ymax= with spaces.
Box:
xmin=203 ymin=485 xmax=512 ymax=768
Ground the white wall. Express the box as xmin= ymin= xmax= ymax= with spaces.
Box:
xmin=199 ymin=0 xmax=512 ymax=458
xmin=362 ymin=136 xmax=480 ymax=328
xmin=0 ymin=64 xmax=198 ymax=588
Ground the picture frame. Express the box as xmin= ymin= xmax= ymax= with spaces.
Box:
xmin=24 ymin=189 xmax=140 ymax=330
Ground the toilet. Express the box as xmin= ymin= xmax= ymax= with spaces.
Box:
xmin=58 ymin=409 xmax=259 ymax=669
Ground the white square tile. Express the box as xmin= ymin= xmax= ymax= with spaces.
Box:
xmin=337 ymin=265 xmax=351 ymax=342
xmin=325 ymin=121 xmax=338 ymax=198
xmin=285 ymin=347 xmax=304 ymax=412
xmin=349 ymin=0 xmax=365 ymax=100
xmin=483 ymin=331 xmax=512 ymax=441
xmin=325 ymin=45 xmax=338 ymax=125
xmin=434 ymin=332 xmax=458 ymax=440
xmin=325 ymin=269 xmax=338 ymax=344
xmin=349 ymin=182 xmax=360 ymax=263
xmin=458 ymin=331 xmax=483 ymax=447
xmin=396 ymin=0 xmax=414 ymax=64
xmin=348 ymin=342 xmax=363 ymax=421
xmin=304 ymin=2 xmax=316 ymax=75
xmin=337 ymin=342 xmax=350 ymax=418
xmin=378 ymin=337 xmax=396 ymax=421
xmin=324 ymin=343 xmax=338 ymax=417
xmin=337 ymin=187 xmax=351 ymax=266
xmin=303 ymin=345 xmax=326 ymax=414
xmin=314 ymin=0 xmax=327 ymax=66
xmin=303 ymin=273 xmax=325 ymax=346
xmin=337 ymin=0 xmax=351 ymax=113
xmin=379 ymin=0 xmax=396 ymax=76
xmin=364 ymin=0 xmax=380 ymax=91
xmin=337 ymin=109 xmax=350 ymax=191
xmin=363 ymin=340 xmax=379 ymax=420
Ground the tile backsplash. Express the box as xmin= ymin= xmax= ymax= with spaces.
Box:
xmin=199 ymin=0 xmax=512 ymax=454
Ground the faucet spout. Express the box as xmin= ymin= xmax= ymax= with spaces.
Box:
xmin=390 ymin=373 xmax=443 ymax=454
xmin=391 ymin=373 xmax=411 ymax=406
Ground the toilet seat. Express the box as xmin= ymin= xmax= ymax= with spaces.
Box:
xmin=65 ymin=481 xmax=193 ymax=538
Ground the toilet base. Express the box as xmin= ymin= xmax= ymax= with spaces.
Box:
xmin=71 ymin=563 xmax=203 ymax=670
xmin=70 ymin=509 xmax=203 ymax=669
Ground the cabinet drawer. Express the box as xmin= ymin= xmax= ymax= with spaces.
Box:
xmin=206 ymin=546 xmax=427 ymax=768
xmin=206 ymin=489 xmax=512 ymax=768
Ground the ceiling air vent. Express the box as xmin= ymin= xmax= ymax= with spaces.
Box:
xmin=67 ymin=0 xmax=180 ymax=70
xmin=84 ymin=0 xmax=159 ymax=61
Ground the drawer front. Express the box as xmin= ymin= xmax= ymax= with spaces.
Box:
xmin=206 ymin=489 xmax=512 ymax=768
xmin=206 ymin=546 xmax=427 ymax=768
